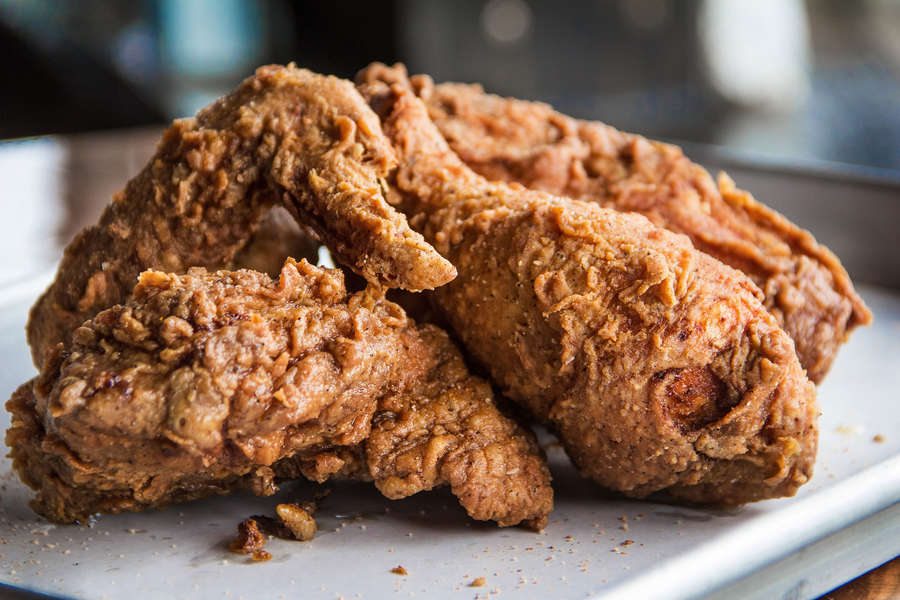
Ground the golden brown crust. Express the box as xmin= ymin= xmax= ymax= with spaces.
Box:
xmin=9 ymin=260 xmax=551 ymax=527
xmin=27 ymin=64 xmax=454 ymax=370
xmin=365 ymin=325 xmax=552 ymax=529
xmin=412 ymin=72 xmax=870 ymax=383
xmin=14 ymin=260 xmax=397 ymax=521
xmin=357 ymin=63 xmax=818 ymax=504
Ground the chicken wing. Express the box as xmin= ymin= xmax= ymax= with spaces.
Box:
xmin=7 ymin=259 xmax=551 ymax=528
xmin=357 ymin=64 xmax=818 ymax=504
xmin=408 ymin=71 xmax=870 ymax=383
xmin=27 ymin=64 xmax=454 ymax=369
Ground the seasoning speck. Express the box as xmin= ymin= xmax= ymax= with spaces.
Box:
xmin=469 ymin=577 xmax=486 ymax=588
xmin=835 ymin=424 xmax=863 ymax=435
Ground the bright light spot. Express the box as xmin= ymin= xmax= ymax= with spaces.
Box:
xmin=481 ymin=0 xmax=533 ymax=45
xmin=698 ymin=0 xmax=810 ymax=110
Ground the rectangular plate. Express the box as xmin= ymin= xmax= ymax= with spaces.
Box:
xmin=0 ymin=273 xmax=898 ymax=600
xmin=1 ymin=137 xmax=898 ymax=599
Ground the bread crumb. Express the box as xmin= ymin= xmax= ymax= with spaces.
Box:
xmin=229 ymin=518 xmax=267 ymax=558
xmin=873 ymin=434 xmax=885 ymax=443
xmin=835 ymin=424 xmax=863 ymax=435
xmin=390 ymin=565 xmax=408 ymax=576
xmin=470 ymin=577 xmax=486 ymax=587
xmin=276 ymin=504 xmax=317 ymax=541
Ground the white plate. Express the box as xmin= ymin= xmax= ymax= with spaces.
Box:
xmin=1 ymin=279 xmax=898 ymax=600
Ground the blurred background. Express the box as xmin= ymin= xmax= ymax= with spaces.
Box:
xmin=0 ymin=0 xmax=898 ymax=287
xmin=2 ymin=0 xmax=899 ymax=170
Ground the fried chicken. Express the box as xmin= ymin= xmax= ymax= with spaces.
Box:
xmin=357 ymin=64 xmax=818 ymax=504
xmin=7 ymin=259 xmax=551 ymax=528
xmin=408 ymin=71 xmax=870 ymax=383
xmin=13 ymin=65 xmax=549 ymax=529
xmin=27 ymin=64 xmax=455 ymax=370
xmin=362 ymin=323 xmax=551 ymax=526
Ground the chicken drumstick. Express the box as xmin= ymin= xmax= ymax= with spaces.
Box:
xmin=411 ymin=72 xmax=869 ymax=383
xmin=357 ymin=64 xmax=818 ymax=505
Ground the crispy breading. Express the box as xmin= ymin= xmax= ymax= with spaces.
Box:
xmin=409 ymin=71 xmax=870 ymax=383
xmin=8 ymin=260 xmax=551 ymax=527
xmin=364 ymin=325 xmax=551 ymax=529
xmin=357 ymin=64 xmax=818 ymax=504
xmin=27 ymin=64 xmax=454 ymax=369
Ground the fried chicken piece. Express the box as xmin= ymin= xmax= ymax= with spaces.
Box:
xmin=363 ymin=324 xmax=551 ymax=528
xmin=357 ymin=64 xmax=818 ymax=504
xmin=7 ymin=259 xmax=551 ymax=527
xmin=273 ymin=323 xmax=553 ymax=529
xmin=407 ymin=71 xmax=870 ymax=383
xmin=27 ymin=64 xmax=454 ymax=369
